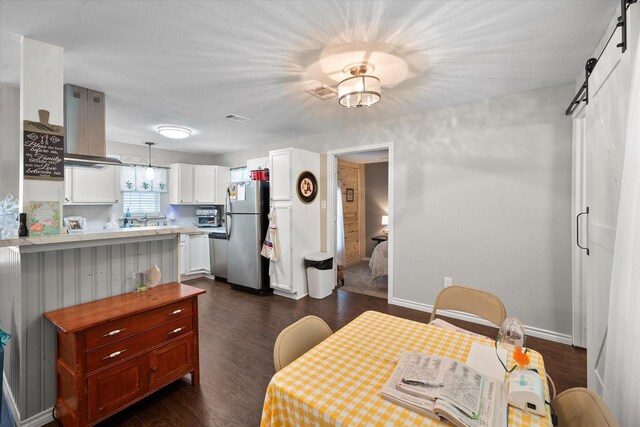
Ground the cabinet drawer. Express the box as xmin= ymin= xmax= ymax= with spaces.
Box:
xmin=86 ymin=316 xmax=193 ymax=373
xmin=86 ymin=299 xmax=193 ymax=349
xmin=88 ymin=355 xmax=148 ymax=423
xmin=148 ymin=334 xmax=194 ymax=390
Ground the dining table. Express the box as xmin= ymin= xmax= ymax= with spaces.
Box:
xmin=261 ymin=310 xmax=552 ymax=427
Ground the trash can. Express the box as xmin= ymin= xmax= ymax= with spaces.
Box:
xmin=304 ymin=252 xmax=334 ymax=299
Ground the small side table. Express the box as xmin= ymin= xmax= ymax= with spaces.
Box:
xmin=371 ymin=235 xmax=388 ymax=244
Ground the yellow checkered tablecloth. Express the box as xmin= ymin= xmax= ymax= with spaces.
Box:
xmin=261 ymin=311 xmax=552 ymax=427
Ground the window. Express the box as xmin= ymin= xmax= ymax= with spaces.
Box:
xmin=123 ymin=192 xmax=160 ymax=215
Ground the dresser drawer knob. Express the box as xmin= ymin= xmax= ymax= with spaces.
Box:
xmin=150 ymin=366 xmax=158 ymax=373
xmin=169 ymin=327 xmax=185 ymax=335
xmin=102 ymin=328 xmax=126 ymax=338
xmin=169 ymin=309 xmax=183 ymax=316
xmin=102 ymin=349 xmax=127 ymax=360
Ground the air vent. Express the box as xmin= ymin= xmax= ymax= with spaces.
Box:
xmin=306 ymin=85 xmax=337 ymax=100
xmin=224 ymin=114 xmax=250 ymax=123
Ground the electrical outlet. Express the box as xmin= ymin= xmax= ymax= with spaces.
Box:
xmin=443 ymin=277 xmax=453 ymax=288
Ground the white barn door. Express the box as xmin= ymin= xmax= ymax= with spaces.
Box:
xmin=583 ymin=36 xmax=630 ymax=393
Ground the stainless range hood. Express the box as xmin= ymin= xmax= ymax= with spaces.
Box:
xmin=64 ymin=84 xmax=122 ymax=167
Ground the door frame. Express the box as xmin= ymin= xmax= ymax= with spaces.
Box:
xmin=571 ymin=107 xmax=587 ymax=348
xmin=326 ymin=142 xmax=394 ymax=301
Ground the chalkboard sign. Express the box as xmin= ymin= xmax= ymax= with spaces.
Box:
xmin=23 ymin=110 xmax=65 ymax=181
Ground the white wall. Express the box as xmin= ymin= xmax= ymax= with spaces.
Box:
xmin=214 ymin=84 xmax=574 ymax=337
xmin=0 ymin=84 xmax=20 ymax=198
xmin=64 ymin=141 xmax=216 ymax=227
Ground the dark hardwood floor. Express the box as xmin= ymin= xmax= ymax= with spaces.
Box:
xmin=48 ymin=278 xmax=586 ymax=427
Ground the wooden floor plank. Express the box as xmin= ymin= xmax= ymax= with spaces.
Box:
xmin=45 ymin=277 xmax=585 ymax=427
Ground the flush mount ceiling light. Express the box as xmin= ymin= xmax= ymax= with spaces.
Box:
xmin=338 ymin=63 xmax=381 ymax=108
xmin=157 ymin=125 xmax=192 ymax=139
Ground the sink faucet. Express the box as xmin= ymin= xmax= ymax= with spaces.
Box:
xmin=143 ymin=214 xmax=148 ymax=227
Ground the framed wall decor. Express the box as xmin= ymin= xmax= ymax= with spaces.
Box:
xmin=346 ymin=188 xmax=354 ymax=202
xmin=296 ymin=171 xmax=318 ymax=204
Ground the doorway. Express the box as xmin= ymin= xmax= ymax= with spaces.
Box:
xmin=327 ymin=143 xmax=393 ymax=301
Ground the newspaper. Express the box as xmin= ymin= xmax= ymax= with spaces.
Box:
xmin=381 ymin=352 xmax=506 ymax=427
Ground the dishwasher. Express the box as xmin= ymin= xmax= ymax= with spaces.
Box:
xmin=209 ymin=232 xmax=228 ymax=281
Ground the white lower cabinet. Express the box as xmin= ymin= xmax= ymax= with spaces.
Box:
xmin=186 ymin=234 xmax=210 ymax=275
xmin=64 ymin=166 xmax=118 ymax=205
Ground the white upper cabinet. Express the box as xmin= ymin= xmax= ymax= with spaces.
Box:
xmin=64 ymin=165 xmax=118 ymax=205
xmin=216 ymin=166 xmax=230 ymax=205
xmin=170 ymin=164 xmax=229 ymax=205
xmin=247 ymin=157 xmax=270 ymax=171
xmin=269 ymin=150 xmax=291 ymax=201
xmin=195 ymin=166 xmax=216 ymax=204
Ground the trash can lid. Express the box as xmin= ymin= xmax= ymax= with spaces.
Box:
xmin=304 ymin=252 xmax=333 ymax=262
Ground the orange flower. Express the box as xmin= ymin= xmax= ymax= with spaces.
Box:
xmin=30 ymin=223 xmax=44 ymax=232
xmin=514 ymin=347 xmax=530 ymax=368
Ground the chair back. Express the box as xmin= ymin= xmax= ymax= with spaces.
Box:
xmin=552 ymin=387 xmax=619 ymax=427
xmin=273 ymin=315 xmax=332 ymax=372
xmin=429 ymin=285 xmax=506 ymax=327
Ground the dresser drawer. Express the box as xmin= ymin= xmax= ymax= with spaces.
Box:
xmin=86 ymin=299 xmax=193 ymax=350
xmin=86 ymin=315 xmax=193 ymax=373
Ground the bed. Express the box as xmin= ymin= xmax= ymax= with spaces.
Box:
xmin=369 ymin=241 xmax=388 ymax=280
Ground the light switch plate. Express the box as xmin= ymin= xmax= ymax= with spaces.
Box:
xmin=443 ymin=277 xmax=453 ymax=288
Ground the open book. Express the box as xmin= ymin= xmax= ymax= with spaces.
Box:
xmin=381 ymin=352 xmax=507 ymax=427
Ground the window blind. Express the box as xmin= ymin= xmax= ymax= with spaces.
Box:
xmin=123 ymin=192 xmax=160 ymax=215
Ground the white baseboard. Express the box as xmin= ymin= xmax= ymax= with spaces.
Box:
xmin=3 ymin=374 xmax=53 ymax=427
xmin=389 ymin=297 xmax=573 ymax=346
xmin=2 ymin=373 xmax=19 ymax=427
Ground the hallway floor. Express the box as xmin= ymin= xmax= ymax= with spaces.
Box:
xmin=341 ymin=260 xmax=387 ymax=299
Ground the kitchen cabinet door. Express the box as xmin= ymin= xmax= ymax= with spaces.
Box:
xmin=215 ymin=166 xmax=229 ymax=205
xmin=66 ymin=165 xmax=118 ymax=204
xmin=269 ymin=150 xmax=291 ymax=201
xmin=177 ymin=164 xmax=195 ymax=204
xmin=247 ymin=157 xmax=270 ymax=171
xmin=194 ymin=166 xmax=216 ymax=204
xmin=87 ymin=355 xmax=148 ymax=423
xmin=148 ymin=334 xmax=193 ymax=390
xmin=270 ymin=203 xmax=292 ymax=291
xmin=188 ymin=234 xmax=209 ymax=274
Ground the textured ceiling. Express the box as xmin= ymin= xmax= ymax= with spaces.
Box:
xmin=0 ymin=0 xmax=616 ymax=155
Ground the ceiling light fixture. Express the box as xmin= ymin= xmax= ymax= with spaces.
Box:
xmin=157 ymin=125 xmax=192 ymax=139
xmin=338 ymin=63 xmax=381 ymax=108
xmin=145 ymin=142 xmax=155 ymax=180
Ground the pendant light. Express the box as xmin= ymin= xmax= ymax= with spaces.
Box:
xmin=145 ymin=142 xmax=155 ymax=180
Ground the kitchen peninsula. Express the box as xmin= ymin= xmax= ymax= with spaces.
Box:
xmin=0 ymin=225 xmax=197 ymax=424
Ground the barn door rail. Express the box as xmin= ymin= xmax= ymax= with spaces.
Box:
xmin=565 ymin=0 xmax=638 ymax=116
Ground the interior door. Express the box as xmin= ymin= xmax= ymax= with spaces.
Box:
xmin=583 ymin=32 xmax=630 ymax=393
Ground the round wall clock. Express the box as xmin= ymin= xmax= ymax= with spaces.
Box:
xmin=296 ymin=171 xmax=318 ymax=204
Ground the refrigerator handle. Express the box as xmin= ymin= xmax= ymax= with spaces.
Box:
xmin=225 ymin=188 xmax=231 ymax=240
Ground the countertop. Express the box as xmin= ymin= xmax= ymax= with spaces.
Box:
xmin=0 ymin=225 xmax=198 ymax=248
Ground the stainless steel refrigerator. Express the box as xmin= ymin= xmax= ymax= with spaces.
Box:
xmin=225 ymin=180 xmax=271 ymax=293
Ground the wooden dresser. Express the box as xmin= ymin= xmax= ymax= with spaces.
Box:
xmin=43 ymin=282 xmax=206 ymax=426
